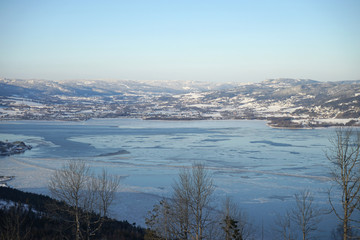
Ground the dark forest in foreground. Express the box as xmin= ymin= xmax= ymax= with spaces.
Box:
xmin=0 ymin=187 xmax=145 ymax=240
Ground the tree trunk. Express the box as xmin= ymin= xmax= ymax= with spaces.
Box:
xmin=76 ymin=208 xmax=81 ymax=240
xmin=343 ymin=200 xmax=348 ymax=240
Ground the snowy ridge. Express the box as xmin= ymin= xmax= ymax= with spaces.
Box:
xmin=0 ymin=78 xmax=359 ymax=127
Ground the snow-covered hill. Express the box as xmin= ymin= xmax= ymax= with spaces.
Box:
xmin=1 ymin=78 xmax=359 ymax=127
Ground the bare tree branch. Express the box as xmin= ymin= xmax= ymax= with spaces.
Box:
xmin=327 ymin=128 xmax=360 ymax=240
xmin=291 ymin=190 xmax=321 ymax=240
xmin=48 ymin=160 xmax=120 ymax=240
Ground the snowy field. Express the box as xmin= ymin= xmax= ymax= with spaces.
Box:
xmin=0 ymin=119 xmax=348 ymax=239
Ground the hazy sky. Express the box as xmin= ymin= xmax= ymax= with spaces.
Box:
xmin=1 ymin=0 xmax=359 ymax=83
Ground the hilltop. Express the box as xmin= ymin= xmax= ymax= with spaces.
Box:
xmin=0 ymin=78 xmax=359 ymax=128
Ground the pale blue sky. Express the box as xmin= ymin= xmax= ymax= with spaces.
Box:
xmin=1 ymin=0 xmax=359 ymax=82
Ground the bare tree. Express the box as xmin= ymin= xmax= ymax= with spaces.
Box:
xmin=83 ymin=169 xmax=120 ymax=239
xmin=145 ymin=199 xmax=173 ymax=240
xmin=184 ymin=163 xmax=215 ymax=240
xmin=49 ymin=160 xmax=89 ymax=240
xmin=0 ymin=203 xmax=32 ymax=240
xmin=291 ymin=190 xmax=321 ymax=240
xmin=273 ymin=211 xmax=296 ymax=240
xmin=172 ymin=166 xmax=192 ymax=239
xmin=49 ymin=160 xmax=120 ymax=240
xmin=146 ymin=163 xmax=215 ymax=240
xmin=221 ymin=196 xmax=254 ymax=240
xmin=327 ymin=128 xmax=360 ymax=240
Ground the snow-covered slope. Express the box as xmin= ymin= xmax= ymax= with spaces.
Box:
xmin=1 ymin=78 xmax=359 ymax=127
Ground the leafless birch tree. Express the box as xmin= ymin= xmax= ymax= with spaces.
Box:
xmin=327 ymin=128 xmax=360 ymax=240
xmin=273 ymin=211 xmax=296 ymax=240
xmin=291 ymin=190 xmax=321 ymax=240
xmin=146 ymin=163 xmax=215 ymax=240
xmin=49 ymin=160 xmax=120 ymax=240
xmin=273 ymin=190 xmax=322 ymax=240
xmin=184 ymin=163 xmax=215 ymax=240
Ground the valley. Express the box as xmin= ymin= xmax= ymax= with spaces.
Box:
xmin=1 ymin=78 xmax=359 ymax=128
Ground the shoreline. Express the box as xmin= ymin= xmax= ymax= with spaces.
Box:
xmin=0 ymin=176 xmax=14 ymax=187
xmin=0 ymin=140 xmax=32 ymax=156
xmin=0 ymin=117 xmax=359 ymax=129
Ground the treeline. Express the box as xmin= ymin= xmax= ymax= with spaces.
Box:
xmin=267 ymin=117 xmax=360 ymax=128
xmin=0 ymin=187 xmax=145 ymax=240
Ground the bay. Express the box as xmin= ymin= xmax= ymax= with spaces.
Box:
xmin=0 ymin=119 xmax=343 ymax=239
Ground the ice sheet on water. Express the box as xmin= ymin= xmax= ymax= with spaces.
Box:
xmin=0 ymin=119 xmax=343 ymax=239
xmin=0 ymin=133 xmax=57 ymax=147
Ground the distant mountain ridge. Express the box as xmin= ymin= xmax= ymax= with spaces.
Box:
xmin=0 ymin=78 xmax=242 ymax=97
xmin=0 ymin=77 xmax=359 ymax=128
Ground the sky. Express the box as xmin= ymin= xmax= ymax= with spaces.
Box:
xmin=0 ymin=0 xmax=359 ymax=83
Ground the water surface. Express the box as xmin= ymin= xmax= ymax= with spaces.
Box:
xmin=0 ymin=119 xmax=342 ymax=239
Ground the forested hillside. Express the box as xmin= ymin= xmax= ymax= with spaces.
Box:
xmin=0 ymin=187 xmax=145 ymax=240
